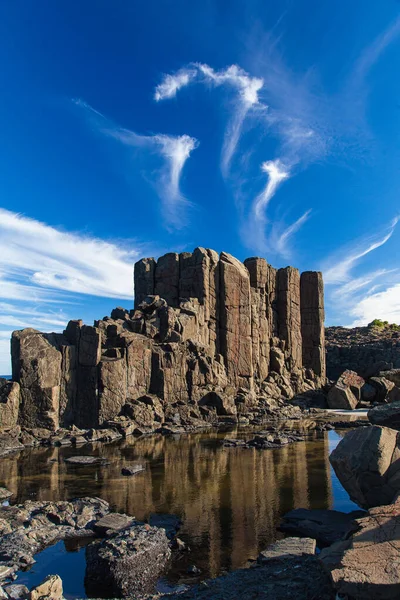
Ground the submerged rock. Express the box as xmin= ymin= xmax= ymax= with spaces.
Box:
xmin=121 ymin=464 xmax=145 ymax=476
xmin=64 ymin=456 xmax=108 ymax=465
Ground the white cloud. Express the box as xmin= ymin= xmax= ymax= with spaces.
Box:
xmin=0 ymin=208 xmax=138 ymax=300
xmin=323 ymin=217 xmax=399 ymax=285
xmin=273 ymin=209 xmax=312 ymax=259
xmin=154 ymin=68 xmax=197 ymax=101
xmin=155 ymin=63 xmax=264 ymax=175
xmin=76 ymin=100 xmax=198 ymax=228
xmin=245 ymin=159 xmax=290 ymax=253
xmin=349 ymin=283 xmax=400 ymax=326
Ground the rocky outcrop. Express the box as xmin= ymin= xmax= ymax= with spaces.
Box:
xmin=6 ymin=248 xmax=325 ymax=432
xmin=329 ymin=425 xmax=400 ymax=508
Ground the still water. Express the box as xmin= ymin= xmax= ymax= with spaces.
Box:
xmin=0 ymin=428 xmax=357 ymax=598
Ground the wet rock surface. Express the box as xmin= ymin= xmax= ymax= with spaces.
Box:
xmin=257 ymin=536 xmax=316 ymax=562
xmin=368 ymin=400 xmax=400 ymax=429
xmin=223 ymin=432 xmax=305 ymax=449
xmin=0 ymin=497 xmax=109 ymax=577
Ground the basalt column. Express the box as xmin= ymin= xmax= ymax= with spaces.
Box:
xmin=219 ymin=252 xmax=253 ymax=389
xmin=244 ymin=257 xmax=270 ymax=382
xmin=179 ymin=247 xmax=220 ymax=353
xmin=134 ymin=258 xmax=156 ymax=308
xmin=300 ymin=271 xmax=326 ymax=383
xmin=154 ymin=252 xmax=180 ymax=308
xmin=277 ymin=267 xmax=302 ymax=371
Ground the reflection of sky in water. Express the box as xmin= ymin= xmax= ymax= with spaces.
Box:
xmin=3 ymin=429 xmax=359 ymax=599
xmin=328 ymin=430 xmax=360 ymax=512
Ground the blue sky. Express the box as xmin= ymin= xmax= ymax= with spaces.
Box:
xmin=1 ymin=0 xmax=400 ymax=373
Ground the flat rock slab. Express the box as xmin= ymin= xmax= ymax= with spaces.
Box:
xmin=0 ymin=488 xmax=12 ymax=501
xmin=64 ymin=456 xmax=108 ymax=465
xmin=94 ymin=513 xmax=135 ymax=535
xmin=121 ymin=464 xmax=145 ymax=476
xmin=279 ymin=508 xmax=364 ymax=547
xmin=319 ymin=499 xmax=400 ymax=599
xmin=258 ymin=537 xmax=316 ymax=562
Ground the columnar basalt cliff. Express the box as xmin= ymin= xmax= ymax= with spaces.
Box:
xmin=3 ymin=248 xmax=325 ymax=431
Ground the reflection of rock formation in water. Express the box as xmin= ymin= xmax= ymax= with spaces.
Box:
xmin=0 ymin=432 xmax=332 ymax=577
xmin=5 ymin=248 xmax=325 ymax=431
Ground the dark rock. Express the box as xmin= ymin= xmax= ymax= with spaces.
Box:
xmin=0 ymin=378 xmax=20 ymax=428
xmin=369 ymin=376 xmax=395 ymax=402
xmin=85 ymin=523 xmax=171 ymax=597
xmin=121 ymin=464 xmax=145 ymax=476
xmin=149 ymin=514 xmax=182 ymax=539
xmin=0 ymin=488 xmax=12 ymax=501
xmin=368 ymin=401 xmax=400 ymax=429
xmin=279 ymin=508 xmax=363 ymax=547
xmin=187 ymin=564 xmax=201 ymax=575
xmin=0 ymin=427 xmax=24 ymax=458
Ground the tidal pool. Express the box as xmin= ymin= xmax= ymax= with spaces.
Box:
xmin=0 ymin=428 xmax=357 ymax=598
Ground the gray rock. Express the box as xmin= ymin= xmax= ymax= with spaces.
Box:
xmin=94 ymin=513 xmax=135 ymax=535
xmin=258 ymin=537 xmax=316 ymax=562
xmin=0 ymin=427 xmax=24 ymax=458
xmin=4 ymin=584 xmax=29 ymax=599
xmin=64 ymin=456 xmax=107 ymax=465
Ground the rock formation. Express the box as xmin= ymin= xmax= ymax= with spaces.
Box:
xmin=6 ymin=248 xmax=325 ymax=431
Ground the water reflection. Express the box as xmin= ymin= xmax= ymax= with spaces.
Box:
xmin=0 ymin=429 xmax=351 ymax=596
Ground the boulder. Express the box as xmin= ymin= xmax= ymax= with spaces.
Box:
xmin=329 ymin=425 xmax=400 ymax=508
xmin=378 ymin=368 xmax=400 ymax=387
xmin=327 ymin=381 xmax=358 ymax=410
xmin=4 ymin=584 xmax=29 ymax=599
xmin=85 ymin=523 xmax=171 ymax=597
xmin=279 ymin=508 xmax=364 ymax=547
xmin=369 ymin=376 xmax=396 ymax=402
xmin=319 ymin=498 xmax=400 ymax=599
xmin=258 ymin=537 xmax=316 ymax=562
xmin=29 ymin=575 xmax=63 ymax=600
xmin=64 ymin=456 xmax=107 ymax=465
xmin=121 ymin=465 xmax=145 ymax=476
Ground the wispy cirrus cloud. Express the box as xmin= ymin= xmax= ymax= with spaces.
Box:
xmin=155 ymin=63 xmax=264 ymax=176
xmin=322 ymin=217 xmax=400 ymax=326
xmin=75 ymin=100 xmax=198 ymax=229
xmin=323 ymin=216 xmax=399 ymax=285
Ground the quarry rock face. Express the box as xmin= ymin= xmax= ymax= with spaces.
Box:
xmin=7 ymin=248 xmax=326 ymax=430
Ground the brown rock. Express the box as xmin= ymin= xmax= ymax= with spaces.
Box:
xmin=219 ymin=252 xmax=253 ymax=388
xmin=320 ymin=499 xmax=400 ymax=599
xmin=0 ymin=379 xmax=20 ymax=428
xmin=29 ymin=574 xmax=63 ymax=600
xmin=78 ymin=325 xmax=101 ymax=367
xmin=277 ymin=267 xmax=302 ymax=371
xmin=244 ymin=257 xmax=270 ymax=382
